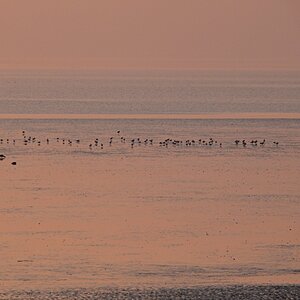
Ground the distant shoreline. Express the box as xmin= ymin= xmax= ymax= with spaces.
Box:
xmin=0 ymin=113 xmax=299 ymax=120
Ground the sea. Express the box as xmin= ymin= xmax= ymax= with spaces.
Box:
xmin=0 ymin=69 xmax=299 ymax=299
xmin=0 ymin=69 xmax=299 ymax=115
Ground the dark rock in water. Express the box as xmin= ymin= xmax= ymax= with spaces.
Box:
xmin=11 ymin=161 xmax=17 ymax=165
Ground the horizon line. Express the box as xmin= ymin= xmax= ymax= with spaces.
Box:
xmin=1 ymin=66 xmax=300 ymax=72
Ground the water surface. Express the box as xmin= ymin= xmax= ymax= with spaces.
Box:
xmin=0 ymin=70 xmax=299 ymax=295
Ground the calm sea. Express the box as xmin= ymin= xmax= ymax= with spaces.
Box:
xmin=0 ymin=69 xmax=299 ymax=115
xmin=0 ymin=69 xmax=299 ymax=157
xmin=0 ymin=70 xmax=299 ymax=298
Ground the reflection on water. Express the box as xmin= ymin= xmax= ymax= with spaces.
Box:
xmin=0 ymin=118 xmax=299 ymax=291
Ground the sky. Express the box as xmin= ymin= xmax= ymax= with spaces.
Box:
xmin=0 ymin=0 xmax=299 ymax=70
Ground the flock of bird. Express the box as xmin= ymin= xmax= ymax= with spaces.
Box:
xmin=0 ymin=130 xmax=280 ymax=165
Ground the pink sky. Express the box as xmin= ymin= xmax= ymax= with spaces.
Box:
xmin=0 ymin=0 xmax=299 ymax=69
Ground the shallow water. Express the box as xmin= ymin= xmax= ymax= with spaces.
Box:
xmin=0 ymin=118 xmax=299 ymax=291
xmin=0 ymin=70 xmax=299 ymax=295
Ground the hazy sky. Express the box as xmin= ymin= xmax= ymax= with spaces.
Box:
xmin=0 ymin=0 xmax=299 ymax=69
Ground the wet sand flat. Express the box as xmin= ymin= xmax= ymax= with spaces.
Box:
xmin=0 ymin=285 xmax=299 ymax=300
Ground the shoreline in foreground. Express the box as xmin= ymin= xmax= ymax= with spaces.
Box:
xmin=1 ymin=285 xmax=299 ymax=300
